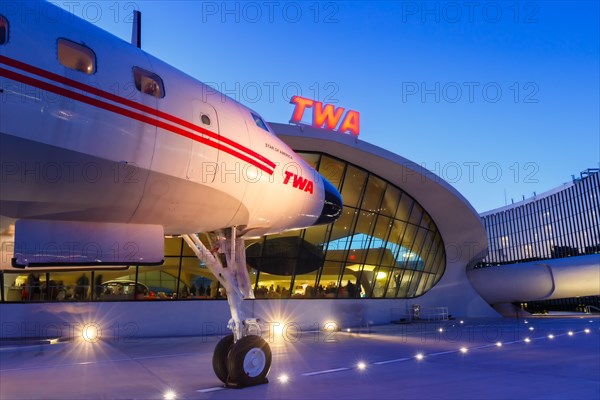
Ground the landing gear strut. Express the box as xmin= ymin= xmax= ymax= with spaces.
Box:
xmin=183 ymin=228 xmax=271 ymax=388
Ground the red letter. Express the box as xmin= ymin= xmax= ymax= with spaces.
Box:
xmin=290 ymin=96 xmax=314 ymax=123
xmin=313 ymin=102 xmax=345 ymax=130
xmin=304 ymin=180 xmax=314 ymax=194
xmin=283 ymin=170 xmax=294 ymax=184
xmin=339 ymin=110 xmax=360 ymax=136
xmin=292 ymin=175 xmax=308 ymax=191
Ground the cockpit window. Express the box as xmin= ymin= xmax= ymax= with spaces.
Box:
xmin=0 ymin=15 xmax=8 ymax=45
xmin=58 ymin=39 xmax=96 ymax=74
xmin=133 ymin=67 xmax=165 ymax=98
xmin=251 ymin=112 xmax=270 ymax=132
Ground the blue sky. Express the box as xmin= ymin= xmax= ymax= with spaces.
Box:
xmin=59 ymin=1 xmax=599 ymax=213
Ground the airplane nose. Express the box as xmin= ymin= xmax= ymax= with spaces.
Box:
xmin=314 ymin=178 xmax=343 ymax=225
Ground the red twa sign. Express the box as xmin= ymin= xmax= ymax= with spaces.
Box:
xmin=283 ymin=171 xmax=313 ymax=194
xmin=289 ymin=96 xmax=360 ymax=137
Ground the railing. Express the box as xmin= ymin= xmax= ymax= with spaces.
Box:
xmin=585 ymin=305 xmax=600 ymax=314
xmin=391 ymin=305 xmax=449 ymax=322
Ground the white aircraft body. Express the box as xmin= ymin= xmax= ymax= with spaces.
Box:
xmin=0 ymin=1 xmax=342 ymax=387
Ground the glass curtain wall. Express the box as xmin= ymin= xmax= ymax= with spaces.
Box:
xmin=247 ymin=152 xmax=445 ymax=299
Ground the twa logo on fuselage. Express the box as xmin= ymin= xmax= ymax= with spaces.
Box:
xmin=283 ymin=171 xmax=314 ymax=194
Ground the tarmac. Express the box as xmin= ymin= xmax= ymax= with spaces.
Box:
xmin=1 ymin=316 xmax=599 ymax=400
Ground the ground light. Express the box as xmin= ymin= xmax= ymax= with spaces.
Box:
xmin=524 ymin=337 xmax=531 ymax=343
xmin=81 ymin=323 xmax=101 ymax=343
xmin=568 ymin=331 xmax=574 ymax=336
xmin=529 ymin=326 xmax=535 ymax=331
xmin=272 ymin=322 xmax=285 ymax=337
xmin=460 ymin=347 xmax=468 ymax=354
xmin=323 ymin=321 xmax=338 ymax=332
xmin=415 ymin=353 xmax=424 ymax=361
xmin=584 ymin=328 xmax=591 ymax=334
xmin=163 ymin=390 xmax=176 ymax=400
xmin=496 ymin=342 xmax=502 ymax=347
xmin=356 ymin=361 xmax=367 ymax=371
xmin=278 ymin=374 xmax=289 ymax=384
xmin=548 ymin=334 xmax=555 ymax=339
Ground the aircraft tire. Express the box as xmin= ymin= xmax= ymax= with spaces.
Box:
xmin=227 ymin=335 xmax=271 ymax=387
xmin=212 ymin=334 xmax=234 ymax=383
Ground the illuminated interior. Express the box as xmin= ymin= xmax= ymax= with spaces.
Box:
xmin=242 ymin=152 xmax=446 ymax=300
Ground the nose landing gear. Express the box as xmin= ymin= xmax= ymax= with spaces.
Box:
xmin=183 ymin=228 xmax=271 ymax=388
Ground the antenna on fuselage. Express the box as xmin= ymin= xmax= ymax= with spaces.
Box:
xmin=131 ymin=10 xmax=141 ymax=48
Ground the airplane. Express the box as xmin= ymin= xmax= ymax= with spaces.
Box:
xmin=0 ymin=1 xmax=342 ymax=388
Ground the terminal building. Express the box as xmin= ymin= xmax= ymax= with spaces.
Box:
xmin=1 ymin=123 xmax=598 ymax=338
xmin=468 ymin=168 xmax=600 ymax=315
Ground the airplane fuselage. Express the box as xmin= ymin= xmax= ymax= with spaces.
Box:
xmin=0 ymin=2 xmax=340 ymax=242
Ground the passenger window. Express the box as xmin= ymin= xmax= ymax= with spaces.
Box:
xmin=0 ymin=15 xmax=8 ymax=45
xmin=58 ymin=39 xmax=96 ymax=74
xmin=251 ymin=112 xmax=270 ymax=132
xmin=133 ymin=67 xmax=165 ymax=98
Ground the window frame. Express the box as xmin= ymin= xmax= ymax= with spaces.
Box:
xmin=0 ymin=14 xmax=8 ymax=45
xmin=133 ymin=66 xmax=165 ymax=99
xmin=251 ymin=112 xmax=270 ymax=132
xmin=57 ymin=38 xmax=97 ymax=75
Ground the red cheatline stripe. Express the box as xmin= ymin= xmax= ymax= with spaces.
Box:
xmin=0 ymin=67 xmax=274 ymax=175
xmin=0 ymin=55 xmax=276 ymax=171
